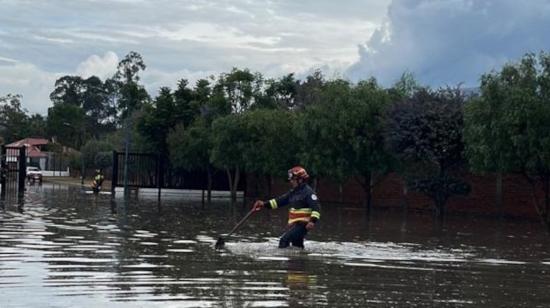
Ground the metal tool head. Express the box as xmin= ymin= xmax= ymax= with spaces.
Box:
xmin=214 ymin=237 xmax=225 ymax=249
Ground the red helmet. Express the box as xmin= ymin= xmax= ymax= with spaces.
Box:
xmin=288 ymin=166 xmax=309 ymax=181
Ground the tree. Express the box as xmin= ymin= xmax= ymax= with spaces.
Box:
xmin=385 ymin=87 xmax=470 ymax=217
xmin=349 ymin=79 xmax=394 ymax=209
xmin=136 ymin=87 xmax=175 ymax=155
xmin=27 ymin=114 xmax=47 ymax=138
xmin=47 ymin=103 xmax=85 ymax=149
xmin=174 ymin=79 xmax=200 ymax=128
xmin=299 ymin=79 xmax=353 ymax=188
xmin=50 ymin=75 xmax=116 ymax=141
xmin=213 ymin=68 xmax=262 ymax=114
xmin=465 ymin=52 xmax=550 ymax=223
xmin=194 ymin=78 xmax=224 ymax=122
xmin=295 ymin=70 xmax=325 ymax=110
xmin=168 ymin=119 xmax=214 ymax=201
xmin=263 ymin=73 xmax=298 ymax=110
xmin=210 ymin=114 xmax=248 ymax=202
xmin=240 ymin=109 xmax=299 ymax=196
xmin=115 ymin=51 xmax=146 ymax=83
xmin=81 ymin=139 xmax=115 ymax=170
xmin=0 ymin=94 xmax=30 ymax=143
xmin=49 ymin=76 xmax=84 ymax=106
xmin=387 ymin=71 xmax=421 ymax=102
xmin=194 ymin=79 xmax=212 ymax=107
xmin=81 ymin=76 xmax=116 ymax=137
xmin=299 ymin=78 xmax=393 ymax=208
xmin=112 ymin=51 xmax=150 ymax=120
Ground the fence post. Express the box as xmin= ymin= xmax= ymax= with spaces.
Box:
xmin=156 ymin=153 xmax=162 ymax=202
xmin=112 ymin=151 xmax=118 ymax=195
xmin=18 ymin=147 xmax=26 ymax=197
xmin=1 ymin=146 xmax=6 ymax=198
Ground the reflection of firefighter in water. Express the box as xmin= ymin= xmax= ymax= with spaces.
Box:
xmin=285 ymin=258 xmax=324 ymax=306
xmin=91 ymin=169 xmax=104 ymax=193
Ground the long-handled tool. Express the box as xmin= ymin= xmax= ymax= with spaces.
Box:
xmin=215 ymin=208 xmax=256 ymax=249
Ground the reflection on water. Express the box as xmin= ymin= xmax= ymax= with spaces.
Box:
xmin=1 ymin=183 xmax=550 ymax=307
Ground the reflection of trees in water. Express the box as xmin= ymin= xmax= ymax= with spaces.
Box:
xmin=40 ymin=197 xmax=126 ymax=291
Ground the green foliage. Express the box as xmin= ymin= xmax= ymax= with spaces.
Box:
xmin=114 ymin=51 xmax=146 ymax=84
xmin=81 ymin=76 xmax=117 ymax=136
xmin=112 ymin=51 xmax=150 ymax=120
xmin=386 ymin=87 xmax=470 ymax=213
xmin=240 ymin=109 xmax=299 ymax=177
xmin=174 ymin=79 xmax=200 ymax=127
xmin=168 ymin=120 xmax=211 ymax=171
xmin=116 ymin=82 xmax=150 ymax=120
xmin=0 ymin=94 xmax=32 ymax=143
xmin=465 ymin=52 xmax=550 ymax=176
xmin=386 ymin=88 xmax=465 ymax=170
xmin=49 ymin=76 xmax=83 ymax=106
xmin=299 ymin=78 xmax=392 ymax=189
xmin=46 ymin=103 xmax=85 ymax=149
xmin=210 ymin=114 xmax=248 ymax=170
xmin=295 ymin=70 xmax=325 ymax=110
xmin=136 ymin=87 xmax=175 ymax=155
xmin=464 ymin=52 xmax=550 ymax=222
xmin=262 ymin=73 xmax=298 ymax=110
xmin=213 ymin=68 xmax=263 ymax=114
xmin=299 ymin=79 xmax=353 ymax=182
xmin=67 ymin=151 xmax=82 ymax=172
xmin=94 ymin=151 xmax=113 ymax=170
xmin=210 ymin=113 xmax=250 ymax=201
xmin=49 ymin=75 xmax=117 ymax=141
xmin=27 ymin=114 xmax=47 ymax=138
xmin=388 ymin=71 xmax=421 ymax=102
xmin=350 ymin=79 xmax=395 ymax=179
xmin=81 ymin=139 xmax=115 ymax=169
xmin=7 ymin=49 xmax=550 ymax=215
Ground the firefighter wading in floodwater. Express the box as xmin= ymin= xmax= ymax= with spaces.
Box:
xmin=253 ymin=166 xmax=321 ymax=249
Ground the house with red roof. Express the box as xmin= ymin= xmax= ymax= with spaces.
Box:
xmin=7 ymin=138 xmax=50 ymax=171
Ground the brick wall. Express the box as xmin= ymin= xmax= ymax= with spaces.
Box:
xmin=247 ymin=172 xmax=544 ymax=219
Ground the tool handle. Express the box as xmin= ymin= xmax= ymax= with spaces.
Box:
xmin=226 ymin=208 xmax=256 ymax=236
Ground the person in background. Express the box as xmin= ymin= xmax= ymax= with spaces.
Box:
xmin=253 ymin=166 xmax=321 ymax=249
xmin=91 ymin=169 xmax=105 ymax=193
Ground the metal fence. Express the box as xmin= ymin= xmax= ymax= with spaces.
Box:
xmin=1 ymin=146 xmax=26 ymax=197
xmin=44 ymin=152 xmax=70 ymax=175
xmin=111 ymin=151 xmax=245 ymax=192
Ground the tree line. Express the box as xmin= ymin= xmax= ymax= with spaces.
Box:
xmin=1 ymin=51 xmax=550 ymax=220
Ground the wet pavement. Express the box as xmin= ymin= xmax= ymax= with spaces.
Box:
xmin=1 ymin=183 xmax=550 ymax=307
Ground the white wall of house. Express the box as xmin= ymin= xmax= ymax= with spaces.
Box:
xmin=42 ymin=168 xmax=70 ymax=177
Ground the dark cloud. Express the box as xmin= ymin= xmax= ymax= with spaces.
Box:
xmin=347 ymin=0 xmax=550 ymax=87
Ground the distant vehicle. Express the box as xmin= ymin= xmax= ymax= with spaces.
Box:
xmin=26 ymin=166 xmax=43 ymax=183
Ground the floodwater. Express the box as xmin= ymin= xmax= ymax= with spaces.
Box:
xmin=1 ymin=183 xmax=550 ymax=307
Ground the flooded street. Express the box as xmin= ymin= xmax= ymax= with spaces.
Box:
xmin=2 ymin=183 xmax=550 ymax=307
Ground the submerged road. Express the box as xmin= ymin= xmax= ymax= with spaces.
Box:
xmin=1 ymin=183 xmax=550 ymax=307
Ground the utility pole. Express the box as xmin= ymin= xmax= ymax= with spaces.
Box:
xmin=123 ymin=117 xmax=130 ymax=199
xmin=63 ymin=122 xmax=85 ymax=185
xmin=80 ymin=125 xmax=85 ymax=185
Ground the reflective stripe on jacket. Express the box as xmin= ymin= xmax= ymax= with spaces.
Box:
xmin=266 ymin=183 xmax=321 ymax=225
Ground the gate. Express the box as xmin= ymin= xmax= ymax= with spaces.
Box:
xmin=112 ymin=152 xmax=160 ymax=190
xmin=1 ymin=146 xmax=26 ymax=197
xmin=111 ymin=151 xmax=245 ymax=193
